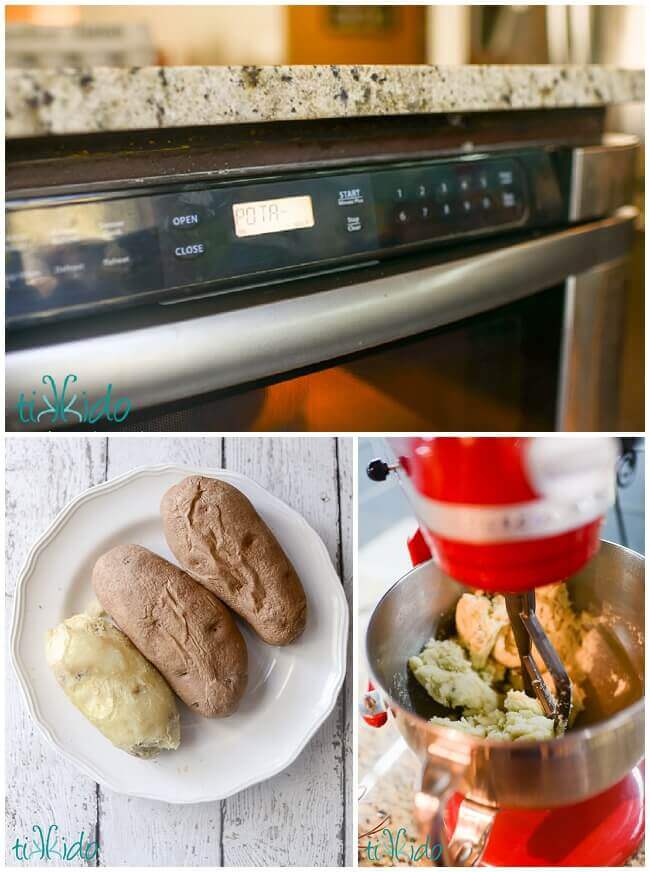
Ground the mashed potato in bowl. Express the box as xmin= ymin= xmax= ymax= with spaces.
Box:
xmin=408 ymin=583 xmax=591 ymax=741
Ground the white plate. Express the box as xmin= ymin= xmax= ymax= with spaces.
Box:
xmin=11 ymin=465 xmax=348 ymax=804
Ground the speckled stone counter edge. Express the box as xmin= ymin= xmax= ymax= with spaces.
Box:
xmin=5 ymin=64 xmax=645 ymax=139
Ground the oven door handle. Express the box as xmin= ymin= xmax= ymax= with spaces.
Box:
xmin=5 ymin=207 xmax=637 ymax=429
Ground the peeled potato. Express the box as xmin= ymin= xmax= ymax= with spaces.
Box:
xmin=492 ymin=626 xmax=521 ymax=669
xmin=45 ymin=613 xmax=180 ymax=758
xmin=456 ymin=593 xmax=509 ymax=669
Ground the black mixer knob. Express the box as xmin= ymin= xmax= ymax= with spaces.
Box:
xmin=366 ymin=458 xmax=391 ymax=482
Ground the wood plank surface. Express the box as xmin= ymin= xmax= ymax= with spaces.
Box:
xmin=337 ymin=437 xmax=354 ymax=867
xmin=221 ymin=437 xmax=346 ymax=867
xmin=6 ymin=438 xmax=107 ymax=866
xmin=5 ymin=436 xmax=352 ymax=866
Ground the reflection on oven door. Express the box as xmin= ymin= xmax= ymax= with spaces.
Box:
xmin=122 ymin=285 xmax=564 ymax=432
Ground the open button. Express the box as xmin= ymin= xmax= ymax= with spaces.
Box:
xmin=167 ymin=209 xmax=205 ymax=231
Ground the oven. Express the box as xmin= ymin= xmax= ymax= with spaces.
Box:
xmin=5 ymin=114 xmax=639 ymax=432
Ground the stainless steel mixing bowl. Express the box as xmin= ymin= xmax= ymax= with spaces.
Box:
xmin=366 ymin=540 xmax=644 ymax=865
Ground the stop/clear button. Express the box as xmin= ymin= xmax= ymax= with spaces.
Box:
xmin=167 ymin=208 xmax=205 ymax=231
xmin=174 ymin=242 xmax=206 ymax=259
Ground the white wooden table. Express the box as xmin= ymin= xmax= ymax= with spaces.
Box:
xmin=6 ymin=436 xmax=353 ymax=866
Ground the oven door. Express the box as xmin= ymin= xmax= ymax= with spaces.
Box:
xmin=5 ymin=207 xmax=637 ymax=432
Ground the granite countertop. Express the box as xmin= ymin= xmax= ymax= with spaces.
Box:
xmin=359 ymin=720 xmax=645 ymax=867
xmin=5 ymin=64 xmax=644 ymax=139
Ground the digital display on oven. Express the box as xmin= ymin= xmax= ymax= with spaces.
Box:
xmin=232 ymin=195 xmax=315 ymax=238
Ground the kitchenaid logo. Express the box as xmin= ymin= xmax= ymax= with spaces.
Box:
xmin=10 ymin=824 xmax=98 ymax=862
xmin=16 ymin=374 xmax=131 ymax=425
xmin=360 ymin=822 xmax=443 ymax=863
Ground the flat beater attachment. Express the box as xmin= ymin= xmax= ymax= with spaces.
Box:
xmin=504 ymin=592 xmax=572 ymax=731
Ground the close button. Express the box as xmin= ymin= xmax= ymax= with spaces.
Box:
xmin=174 ymin=242 xmax=206 ymax=259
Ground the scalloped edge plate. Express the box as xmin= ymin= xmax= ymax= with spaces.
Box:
xmin=11 ymin=464 xmax=348 ymax=804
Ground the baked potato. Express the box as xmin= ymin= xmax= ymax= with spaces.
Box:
xmin=161 ymin=476 xmax=307 ymax=645
xmin=92 ymin=544 xmax=248 ymax=717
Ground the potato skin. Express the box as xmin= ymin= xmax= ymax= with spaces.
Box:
xmin=161 ymin=476 xmax=307 ymax=645
xmin=92 ymin=544 xmax=247 ymax=717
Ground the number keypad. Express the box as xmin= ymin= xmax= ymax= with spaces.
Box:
xmin=375 ymin=158 xmax=527 ymax=247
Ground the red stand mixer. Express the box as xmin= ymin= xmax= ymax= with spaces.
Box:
xmin=364 ymin=437 xmax=644 ymax=866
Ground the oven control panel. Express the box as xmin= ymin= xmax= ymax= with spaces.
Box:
xmin=6 ymin=149 xmax=567 ymax=326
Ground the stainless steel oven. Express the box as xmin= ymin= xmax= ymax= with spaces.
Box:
xmin=5 ymin=118 xmax=639 ymax=432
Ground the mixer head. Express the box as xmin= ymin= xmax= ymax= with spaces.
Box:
xmin=367 ymin=436 xmax=617 ymax=730
xmin=385 ymin=436 xmax=617 ymax=591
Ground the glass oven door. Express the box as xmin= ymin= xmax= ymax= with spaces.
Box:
xmin=117 ymin=285 xmax=565 ymax=432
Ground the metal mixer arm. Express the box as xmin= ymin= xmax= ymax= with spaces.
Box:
xmin=505 ymin=591 xmax=572 ymax=729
